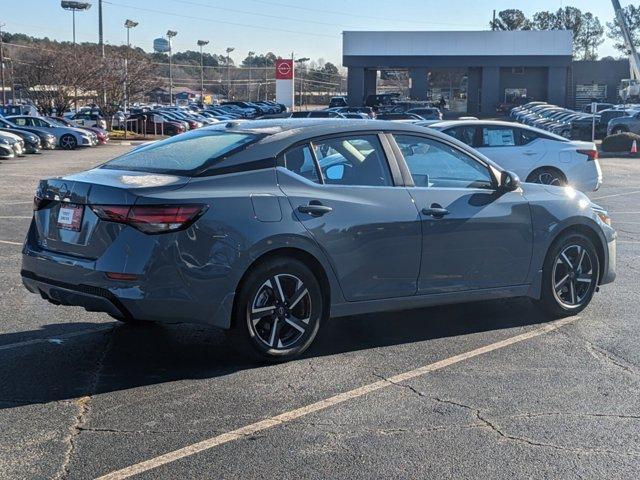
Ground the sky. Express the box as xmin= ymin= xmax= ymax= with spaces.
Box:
xmin=3 ymin=0 xmax=627 ymax=65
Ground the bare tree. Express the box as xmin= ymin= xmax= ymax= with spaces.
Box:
xmin=14 ymin=44 xmax=94 ymax=114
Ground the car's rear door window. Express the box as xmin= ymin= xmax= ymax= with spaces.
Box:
xmin=444 ymin=126 xmax=477 ymax=147
xmin=284 ymin=144 xmax=321 ymax=183
xmin=101 ymin=131 xmax=259 ymax=174
xmin=312 ymin=135 xmax=392 ymax=187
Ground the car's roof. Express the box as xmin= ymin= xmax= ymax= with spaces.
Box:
xmin=427 ymin=119 xmax=568 ymax=141
xmin=428 ymin=120 xmax=523 ymax=129
xmin=194 ymin=118 xmax=499 ymax=170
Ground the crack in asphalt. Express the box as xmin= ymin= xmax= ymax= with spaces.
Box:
xmin=372 ymin=372 xmax=640 ymax=458
xmin=53 ymin=326 xmax=116 ymax=480
xmin=557 ymin=330 xmax=640 ymax=377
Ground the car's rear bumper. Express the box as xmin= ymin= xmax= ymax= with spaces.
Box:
xmin=21 ymin=225 xmax=237 ymax=328
xmin=22 ymin=270 xmax=132 ymax=319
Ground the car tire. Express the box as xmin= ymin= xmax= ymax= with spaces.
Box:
xmin=526 ymin=167 xmax=567 ymax=187
xmin=60 ymin=134 xmax=77 ymax=150
xmin=230 ymin=257 xmax=324 ymax=362
xmin=534 ymin=233 xmax=599 ymax=318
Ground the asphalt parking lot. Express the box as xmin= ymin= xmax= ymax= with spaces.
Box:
xmin=1 ymin=145 xmax=639 ymax=479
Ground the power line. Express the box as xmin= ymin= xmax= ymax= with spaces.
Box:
xmin=172 ymin=0 xmax=364 ymax=29
xmin=241 ymin=0 xmax=480 ymax=27
xmin=102 ymin=0 xmax=338 ymax=39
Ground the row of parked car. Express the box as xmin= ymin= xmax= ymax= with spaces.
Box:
xmin=0 ymin=112 xmax=110 ymax=158
xmin=288 ymin=105 xmax=443 ymax=121
xmin=510 ymin=101 xmax=640 ymax=141
xmin=120 ymin=101 xmax=287 ymax=136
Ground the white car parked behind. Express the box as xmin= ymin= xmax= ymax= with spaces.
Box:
xmin=425 ymin=120 xmax=602 ymax=191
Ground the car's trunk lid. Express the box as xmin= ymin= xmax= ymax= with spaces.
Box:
xmin=34 ymin=168 xmax=190 ymax=259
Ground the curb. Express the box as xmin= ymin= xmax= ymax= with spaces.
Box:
xmin=598 ymin=151 xmax=640 ymax=159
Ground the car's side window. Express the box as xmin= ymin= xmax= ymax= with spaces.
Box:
xmin=480 ymin=126 xmax=517 ymax=147
xmin=393 ymin=135 xmax=493 ymax=189
xmin=284 ymin=144 xmax=321 ymax=184
xmin=12 ymin=118 xmax=26 ymax=126
xmin=518 ymin=128 xmax=539 ymax=146
xmin=444 ymin=126 xmax=477 ymax=147
xmin=312 ymin=135 xmax=393 ymax=187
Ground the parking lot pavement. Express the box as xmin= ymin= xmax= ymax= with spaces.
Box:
xmin=1 ymin=148 xmax=639 ymax=479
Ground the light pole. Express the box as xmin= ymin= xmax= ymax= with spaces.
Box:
xmin=295 ymin=57 xmax=309 ymax=110
xmin=0 ymin=23 xmax=6 ymax=106
xmin=264 ymin=57 xmax=268 ymax=100
xmin=166 ymin=30 xmax=178 ymax=105
xmin=124 ymin=19 xmax=138 ymax=114
xmin=226 ymin=47 xmax=234 ymax=100
xmin=247 ymin=51 xmax=254 ymax=101
xmin=61 ymin=1 xmax=91 ymax=113
xmin=197 ymin=40 xmax=209 ymax=103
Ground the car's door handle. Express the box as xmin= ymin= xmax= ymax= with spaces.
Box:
xmin=298 ymin=202 xmax=333 ymax=216
xmin=523 ymin=151 xmax=538 ymax=156
xmin=421 ymin=206 xmax=450 ymax=218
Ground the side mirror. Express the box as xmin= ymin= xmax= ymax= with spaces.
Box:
xmin=500 ymin=170 xmax=520 ymax=191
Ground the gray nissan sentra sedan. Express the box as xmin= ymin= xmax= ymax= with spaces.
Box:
xmin=21 ymin=119 xmax=616 ymax=361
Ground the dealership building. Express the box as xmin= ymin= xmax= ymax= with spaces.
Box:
xmin=343 ymin=30 xmax=630 ymax=113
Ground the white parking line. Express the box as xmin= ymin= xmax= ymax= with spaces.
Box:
xmin=592 ymin=190 xmax=640 ymax=200
xmin=0 ymin=325 xmax=115 ymax=352
xmin=0 ymin=216 xmax=31 ymax=219
xmin=96 ymin=316 xmax=578 ymax=480
xmin=0 ymin=239 xmax=22 ymax=246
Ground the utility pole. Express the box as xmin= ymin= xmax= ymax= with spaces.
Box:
xmin=197 ymin=40 xmax=209 ymax=103
xmin=8 ymin=58 xmax=15 ymax=105
xmin=98 ymin=0 xmax=105 ymax=57
xmin=0 ymin=23 xmax=6 ymax=106
xmin=492 ymin=10 xmax=496 ymax=31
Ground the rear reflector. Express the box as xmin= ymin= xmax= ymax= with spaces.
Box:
xmin=105 ymin=272 xmax=138 ymax=281
xmin=577 ymin=149 xmax=598 ymax=161
xmin=90 ymin=204 xmax=207 ymax=234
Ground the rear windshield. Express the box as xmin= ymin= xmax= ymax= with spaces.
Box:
xmin=101 ymin=130 xmax=259 ymax=175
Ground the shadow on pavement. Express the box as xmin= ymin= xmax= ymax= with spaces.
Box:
xmin=0 ymin=297 xmax=550 ymax=408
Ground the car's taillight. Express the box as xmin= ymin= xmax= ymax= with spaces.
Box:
xmin=90 ymin=204 xmax=207 ymax=234
xmin=577 ymin=149 xmax=598 ymax=161
xmin=33 ymin=194 xmax=52 ymax=211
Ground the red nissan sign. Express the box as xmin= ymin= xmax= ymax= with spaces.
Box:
xmin=275 ymin=59 xmax=294 ymax=80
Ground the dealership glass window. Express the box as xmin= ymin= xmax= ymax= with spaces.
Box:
xmin=481 ymin=127 xmax=516 ymax=147
xmin=312 ymin=135 xmax=392 ymax=187
xmin=284 ymin=144 xmax=321 ymax=184
xmin=393 ymin=135 xmax=493 ymax=189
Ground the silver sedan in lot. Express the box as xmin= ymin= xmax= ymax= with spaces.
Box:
xmin=22 ymin=119 xmax=616 ymax=362
xmin=7 ymin=115 xmax=95 ymax=150
xmin=0 ymin=130 xmax=25 ymax=156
